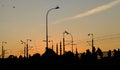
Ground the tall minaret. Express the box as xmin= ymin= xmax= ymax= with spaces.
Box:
xmin=56 ymin=43 xmax=58 ymax=55
xmin=63 ymin=35 xmax=65 ymax=54
xmin=60 ymin=41 xmax=62 ymax=56
xmin=76 ymin=47 xmax=78 ymax=55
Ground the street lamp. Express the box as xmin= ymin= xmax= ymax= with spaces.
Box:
xmin=88 ymin=33 xmax=95 ymax=53
xmin=20 ymin=40 xmax=26 ymax=57
xmin=20 ymin=39 xmax=32 ymax=58
xmin=46 ymin=6 xmax=60 ymax=50
xmin=63 ymin=30 xmax=69 ymax=54
xmin=1 ymin=41 xmax=7 ymax=59
xmin=26 ymin=39 xmax=32 ymax=58
xmin=63 ymin=30 xmax=73 ymax=53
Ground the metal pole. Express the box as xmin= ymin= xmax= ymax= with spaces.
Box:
xmin=26 ymin=39 xmax=32 ymax=58
xmin=63 ymin=30 xmax=69 ymax=54
xmin=70 ymin=34 xmax=73 ymax=53
xmin=26 ymin=41 xmax=28 ymax=58
xmin=91 ymin=34 xmax=94 ymax=48
xmin=88 ymin=33 xmax=94 ymax=53
xmin=20 ymin=40 xmax=26 ymax=58
xmin=64 ymin=31 xmax=73 ymax=53
xmin=46 ymin=6 xmax=59 ymax=50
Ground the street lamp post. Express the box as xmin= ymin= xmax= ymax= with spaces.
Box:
xmin=46 ymin=6 xmax=59 ymax=50
xmin=63 ymin=30 xmax=73 ymax=53
xmin=69 ymin=33 xmax=73 ymax=53
xmin=63 ymin=30 xmax=69 ymax=54
xmin=20 ymin=39 xmax=32 ymax=58
xmin=20 ymin=40 xmax=26 ymax=58
xmin=88 ymin=33 xmax=95 ymax=53
xmin=26 ymin=39 xmax=32 ymax=58
xmin=1 ymin=41 xmax=7 ymax=59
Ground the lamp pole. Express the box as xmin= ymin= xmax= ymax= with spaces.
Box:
xmin=46 ymin=6 xmax=59 ymax=50
xmin=68 ymin=33 xmax=73 ymax=53
xmin=20 ymin=40 xmax=26 ymax=58
xmin=63 ymin=30 xmax=73 ymax=53
xmin=70 ymin=33 xmax=73 ymax=53
xmin=26 ymin=39 xmax=32 ymax=58
xmin=20 ymin=39 xmax=32 ymax=58
xmin=63 ymin=30 xmax=69 ymax=54
xmin=88 ymin=33 xmax=94 ymax=53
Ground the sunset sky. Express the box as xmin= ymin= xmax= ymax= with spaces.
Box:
xmin=0 ymin=0 xmax=120 ymax=58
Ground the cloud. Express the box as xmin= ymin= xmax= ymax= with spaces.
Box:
xmin=54 ymin=0 xmax=120 ymax=24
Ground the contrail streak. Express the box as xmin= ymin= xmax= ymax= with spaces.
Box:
xmin=54 ymin=0 xmax=120 ymax=24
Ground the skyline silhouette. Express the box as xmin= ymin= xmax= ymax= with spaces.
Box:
xmin=0 ymin=46 xmax=120 ymax=69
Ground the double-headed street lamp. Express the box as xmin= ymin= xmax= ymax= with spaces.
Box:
xmin=46 ymin=6 xmax=60 ymax=50
xmin=21 ymin=39 xmax=32 ymax=58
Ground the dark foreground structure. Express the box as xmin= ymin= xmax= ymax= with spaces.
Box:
xmin=0 ymin=48 xmax=120 ymax=69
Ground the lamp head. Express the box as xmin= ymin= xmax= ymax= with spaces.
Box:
xmin=88 ymin=33 xmax=90 ymax=36
xmin=2 ymin=41 xmax=7 ymax=44
xmin=13 ymin=6 xmax=15 ymax=8
xmin=29 ymin=39 xmax=32 ymax=41
xmin=20 ymin=40 xmax=22 ymax=42
xmin=5 ymin=42 xmax=7 ymax=44
xmin=20 ymin=40 xmax=24 ymax=44
xmin=55 ymin=6 xmax=60 ymax=9
xmin=88 ymin=33 xmax=93 ymax=36
xmin=27 ymin=39 xmax=32 ymax=42
xmin=64 ymin=30 xmax=69 ymax=35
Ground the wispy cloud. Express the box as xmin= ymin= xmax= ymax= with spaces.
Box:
xmin=54 ymin=0 xmax=120 ymax=24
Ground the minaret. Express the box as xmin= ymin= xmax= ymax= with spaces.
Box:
xmin=60 ymin=41 xmax=62 ymax=55
xmin=76 ymin=48 xmax=78 ymax=54
xmin=63 ymin=36 xmax=65 ymax=54
xmin=56 ymin=43 xmax=58 ymax=55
